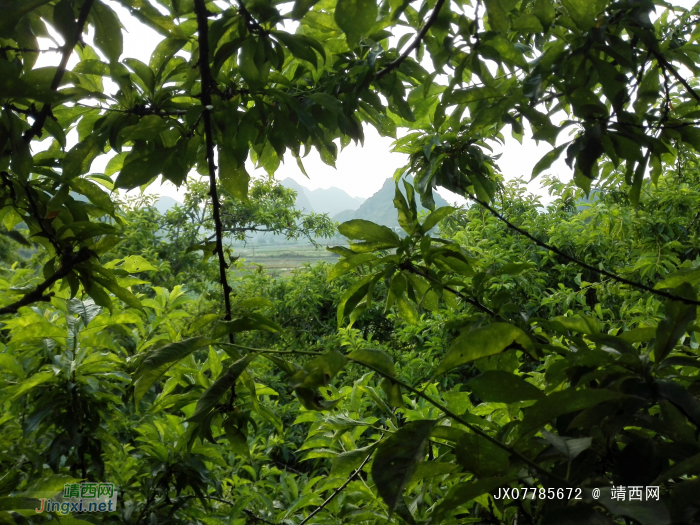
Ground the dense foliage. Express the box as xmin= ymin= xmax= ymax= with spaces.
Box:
xmin=1 ymin=0 xmax=700 ymax=523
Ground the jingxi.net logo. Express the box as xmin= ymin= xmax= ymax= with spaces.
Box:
xmin=34 ymin=482 xmax=118 ymax=514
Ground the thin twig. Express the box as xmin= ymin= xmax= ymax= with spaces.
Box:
xmin=193 ymin=0 xmax=235 ymax=340
xmin=0 ymin=248 xmax=91 ymax=316
xmin=466 ymin=194 xmax=700 ymax=306
xmin=375 ymin=0 xmax=447 ymax=80
xmin=299 ymin=452 xmax=374 ymax=525
xmin=0 ymin=45 xmax=65 ymax=53
xmin=23 ymin=0 xmax=95 ymax=142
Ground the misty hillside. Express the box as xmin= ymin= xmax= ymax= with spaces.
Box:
xmin=305 ymin=187 xmax=365 ymax=215
xmin=278 ymin=178 xmax=316 ymax=212
xmin=335 ymin=176 xmax=449 ymax=227
xmin=279 ymin=178 xmax=364 ymax=216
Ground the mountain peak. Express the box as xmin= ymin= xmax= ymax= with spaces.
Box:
xmin=279 ymin=178 xmax=365 ymax=216
xmin=336 ymin=176 xmax=449 ymax=227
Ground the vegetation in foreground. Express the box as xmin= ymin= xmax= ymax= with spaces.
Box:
xmin=1 ymin=0 xmax=700 ymax=523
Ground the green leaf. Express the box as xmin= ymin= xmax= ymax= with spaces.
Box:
xmin=348 ymin=348 xmax=395 ymax=377
xmin=69 ymin=178 xmax=115 ymax=215
xmin=133 ymin=336 xmax=210 ymax=405
xmin=520 ymin=388 xmax=623 ymax=436
xmin=483 ymin=36 xmax=528 ymax=68
xmin=63 ymin=135 xmax=101 ymax=179
xmin=291 ymin=0 xmax=321 ymax=19
xmin=239 ymin=38 xmax=269 ymax=90
xmin=445 ymin=86 xmax=502 ymax=106
xmin=212 ymin=314 xmax=282 ymax=338
xmin=467 ymin=371 xmax=544 ymax=403
xmin=372 ymin=420 xmax=436 ymax=517
xmin=338 ymin=219 xmax=400 ymax=245
xmin=533 ymin=0 xmax=556 ymax=30
xmin=654 ymin=283 xmax=697 ymax=363
xmin=483 ymin=0 xmax=510 ymax=33
xmin=273 ymin=32 xmax=323 ymax=67
xmin=431 ymin=476 xmax=514 ymax=522
xmin=92 ymin=274 xmax=143 ymax=311
xmin=657 ymin=380 xmax=700 ymax=428
xmin=455 ymin=432 xmax=509 ymax=476
xmin=436 ymin=323 xmax=531 ymax=376
xmin=410 ymin=462 xmax=459 ymax=481
xmin=560 ymin=0 xmax=605 ymax=30
xmin=92 ymin=0 xmax=123 ymax=62
xmin=188 ymin=354 xmax=256 ymax=422
xmin=652 ymin=451 xmax=700 ymax=484
xmin=512 ymin=13 xmax=544 ymax=32
xmin=121 ymin=255 xmax=157 ymax=273
xmin=337 ymin=273 xmax=379 ymax=326
xmin=150 ymin=37 xmax=187 ymax=78
xmin=114 ymin=148 xmax=173 ymax=189
xmin=0 ymin=0 xmax=52 ymax=38
xmin=334 ymin=0 xmax=378 ymax=46
xmin=223 ymin=420 xmax=250 ymax=457
xmin=420 ymin=206 xmax=456 ymax=234
xmin=551 ymin=314 xmax=600 ymax=335
xmin=329 ymin=253 xmax=377 ymax=281
xmin=331 ymin=444 xmax=377 ymax=477
xmin=219 ymin=146 xmax=250 ymax=201
xmin=288 ymin=351 xmax=348 ymax=389
xmin=531 ymin=143 xmax=567 ymax=180
xmin=11 ymin=371 xmax=55 ymax=400
xmin=655 ymin=266 xmax=700 ymax=289
xmin=122 ymin=115 xmax=169 ymax=142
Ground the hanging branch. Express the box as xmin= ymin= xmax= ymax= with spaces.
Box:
xmin=375 ymin=0 xmax=447 ymax=80
xmin=652 ymin=50 xmax=700 ymax=105
xmin=465 ymin=194 xmax=700 ymax=306
xmin=0 ymin=248 xmax=91 ymax=316
xmin=23 ymin=0 xmax=95 ymax=142
xmin=298 ymin=452 xmax=374 ymax=525
xmin=227 ymin=345 xmax=571 ymax=488
xmin=193 ymin=0 xmax=235 ymax=337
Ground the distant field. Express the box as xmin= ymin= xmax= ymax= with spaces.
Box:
xmin=231 ymin=242 xmax=342 ymax=277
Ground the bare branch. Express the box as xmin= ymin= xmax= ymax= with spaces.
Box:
xmin=194 ymin=0 xmax=235 ymax=340
xmin=23 ymin=0 xmax=95 ymax=142
xmin=375 ymin=0 xmax=447 ymax=80
xmin=298 ymin=451 xmax=374 ymax=525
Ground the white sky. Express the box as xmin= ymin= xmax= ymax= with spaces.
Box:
xmin=34 ymin=0 xmax=698 ymax=205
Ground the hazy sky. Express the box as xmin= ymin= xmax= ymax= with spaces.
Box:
xmin=35 ymin=0 xmax=697 ymax=205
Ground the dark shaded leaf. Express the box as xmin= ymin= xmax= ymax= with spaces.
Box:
xmin=372 ymin=420 xmax=436 ymax=517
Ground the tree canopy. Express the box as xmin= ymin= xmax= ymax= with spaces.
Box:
xmin=1 ymin=0 xmax=700 ymax=523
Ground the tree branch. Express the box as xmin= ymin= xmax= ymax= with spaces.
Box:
xmin=194 ymin=0 xmax=236 ymax=342
xmin=652 ymin=50 xmax=700 ymax=105
xmin=298 ymin=451 xmax=374 ymax=525
xmin=0 ymin=247 xmax=91 ymax=316
xmin=375 ymin=0 xmax=447 ymax=80
xmin=466 ymin=194 xmax=700 ymax=306
xmin=405 ymin=262 xmax=497 ymax=317
xmin=23 ymin=0 xmax=95 ymax=142
xmin=0 ymin=45 xmax=64 ymax=53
